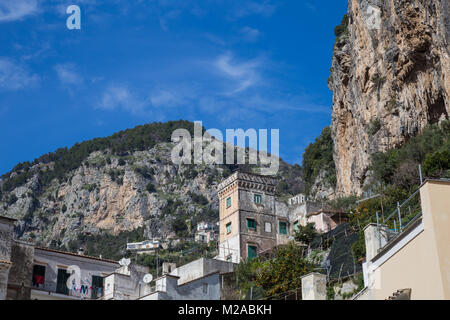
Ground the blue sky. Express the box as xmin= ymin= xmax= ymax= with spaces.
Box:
xmin=0 ymin=0 xmax=347 ymax=174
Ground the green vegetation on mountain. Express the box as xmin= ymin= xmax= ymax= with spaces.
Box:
xmin=370 ymin=120 xmax=450 ymax=188
xmin=334 ymin=14 xmax=349 ymax=39
xmin=302 ymin=126 xmax=336 ymax=194
xmin=1 ymin=120 xmax=196 ymax=192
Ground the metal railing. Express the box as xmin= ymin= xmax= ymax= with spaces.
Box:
xmin=377 ymin=188 xmax=423 ymax=251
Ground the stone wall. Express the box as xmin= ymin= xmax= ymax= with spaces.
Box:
xmin=6 ymin=241 xmax=34 ymax=300
xmin=0 ymin=217 xmax=14 ymax=300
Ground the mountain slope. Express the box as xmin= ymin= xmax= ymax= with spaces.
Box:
xmin=0 ymin=121 xmax=304 ymax=251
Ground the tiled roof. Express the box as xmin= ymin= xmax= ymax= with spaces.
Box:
xmin=35 ymin=246 xmax=119 ymax=264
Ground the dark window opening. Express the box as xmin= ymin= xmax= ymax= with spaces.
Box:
xmin=246 ymin=218 xmax=256 ymax=230
xmin=91 ymin=275 xmax=104 ymax=299
xmin=56 ymin=268 xmax=70 ymax=295
xmin=279 ymin=221 xmax=288 ymax=235
xmin=254 ymin=194 xmax=262 ymax=204
xmin=226 ymin=197 xmax=231 ymax=208
xmin=32 ymin=265 xmax=46 ymax=289
xmin=248 ymin=245 xmax=257 ymax=259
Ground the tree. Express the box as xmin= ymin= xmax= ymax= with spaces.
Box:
xmin=302 ymin=126 xmax=336 ymax=194
xmin=255 ymin=243 xmax=313 ymax=298
xmin=423 ymin=150 xmax=450 ymax=177
xmin=334 ymin=14 xmax=349 ymax=38
xmin=294 ymin=223 xmax=318 ymax=246
xmin=171 ymin=216 xmax=188 ymax=237
xmin=235 ymin=257 xmax=263 ymax=299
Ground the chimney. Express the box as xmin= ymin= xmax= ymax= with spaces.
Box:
xmin=162 ymin=262 xmax=176 ymax=275
xmin=301 ymin=272 xmax=327 ymax=300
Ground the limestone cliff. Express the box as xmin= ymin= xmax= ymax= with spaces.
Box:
xmin=329 ymin=0 xmax=449 ymax=196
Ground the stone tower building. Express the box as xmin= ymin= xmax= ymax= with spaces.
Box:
xmin=217 ymin=172 xmax=289 ymax=263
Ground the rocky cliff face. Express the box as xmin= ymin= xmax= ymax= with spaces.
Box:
xmin=329 ymin=0 xmax=449 ymax=196
xmin=0 ymin=143 xmax=220 ymax=246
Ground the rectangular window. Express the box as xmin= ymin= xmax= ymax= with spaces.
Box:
xmin=56 ymin=268 xmax=70 ymax=295
xmin=248 ymin=245 xmax=257 ymax=259
xmin=279 ymin=221 xmax=288 ymax=235
xmin=91 ymin=275 xmax=104 ymax=299
xmin=32 ymin=265 xmax=46 ymax=289
xmin=294 ymin=221 xmax=299 ymax=231
xmin=203 ymin=283 xmax=208 ymax=294
xmin=226 ymin=197 xmax=231 ymax=208
xmin=246 ymin=218 xmax=256 ymax=230
xmin=226 ymin=222 xmax=232 ymax=234
xmin=264 ymin=222 xmax=272 ymax=233
xmin=254 ymin=194 xmax=262 ymax=204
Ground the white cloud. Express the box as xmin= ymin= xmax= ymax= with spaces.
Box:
xmin=0 ymin=0 xmax=38 ymax=22
xmin=54 ymin=63 xmax=83 ymax=85
xmin=0 ymin=58 xmax=39 ymax=90
xmin=214 ymin=53 xmax=262 ymax=93
xmin=150 ymin=89 xmax=185 ymax=108
xmin=98 ymin=85 xmax=148 ymax=114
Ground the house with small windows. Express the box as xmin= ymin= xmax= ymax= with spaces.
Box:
xmin=101 ymin=258 xmax=236 ymax=300
xmin=195 ymin=230 xmax=216 ymax=244
xmin=0 ymin=215 xmax=119 ymax=300
xmin=194 ymin=221 xmax=217 ymax=244
xmin=30 ymin=246 xmax=119 ymax=300
xmin=216 ymin=172 xmax=343 ymax=263
xmin=126 ymin=239 xmax=161 ymax=254
xmin=0 ymin=216 xmax=119 ymax=300
xmin=216 ymin=172 xmax=291 ymax=263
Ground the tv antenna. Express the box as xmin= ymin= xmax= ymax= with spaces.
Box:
xmin=119 ymin=258 xmax=131 ymax=267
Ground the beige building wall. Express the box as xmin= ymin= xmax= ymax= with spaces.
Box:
xmin=420 ymin=180 xmax=450 ymax=298
xmin=218 ymin=182 xmax=240 ymax=244
xmin=307 ymin=213 xmax=337 ymax=233
xmin=217 ymin=172 xmax=278 ymax=263
xmin=367 ymin=180 xmax=450 ymax=300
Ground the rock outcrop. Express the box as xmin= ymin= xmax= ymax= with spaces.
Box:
xmin=329 ymin=0 xmax=449 ymax=196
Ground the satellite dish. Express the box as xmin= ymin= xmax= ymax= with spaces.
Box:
xmin=143 ymin=274 xmax=153 ymax=284
xmin=119 ymin=258 xmax=131 ymax=267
